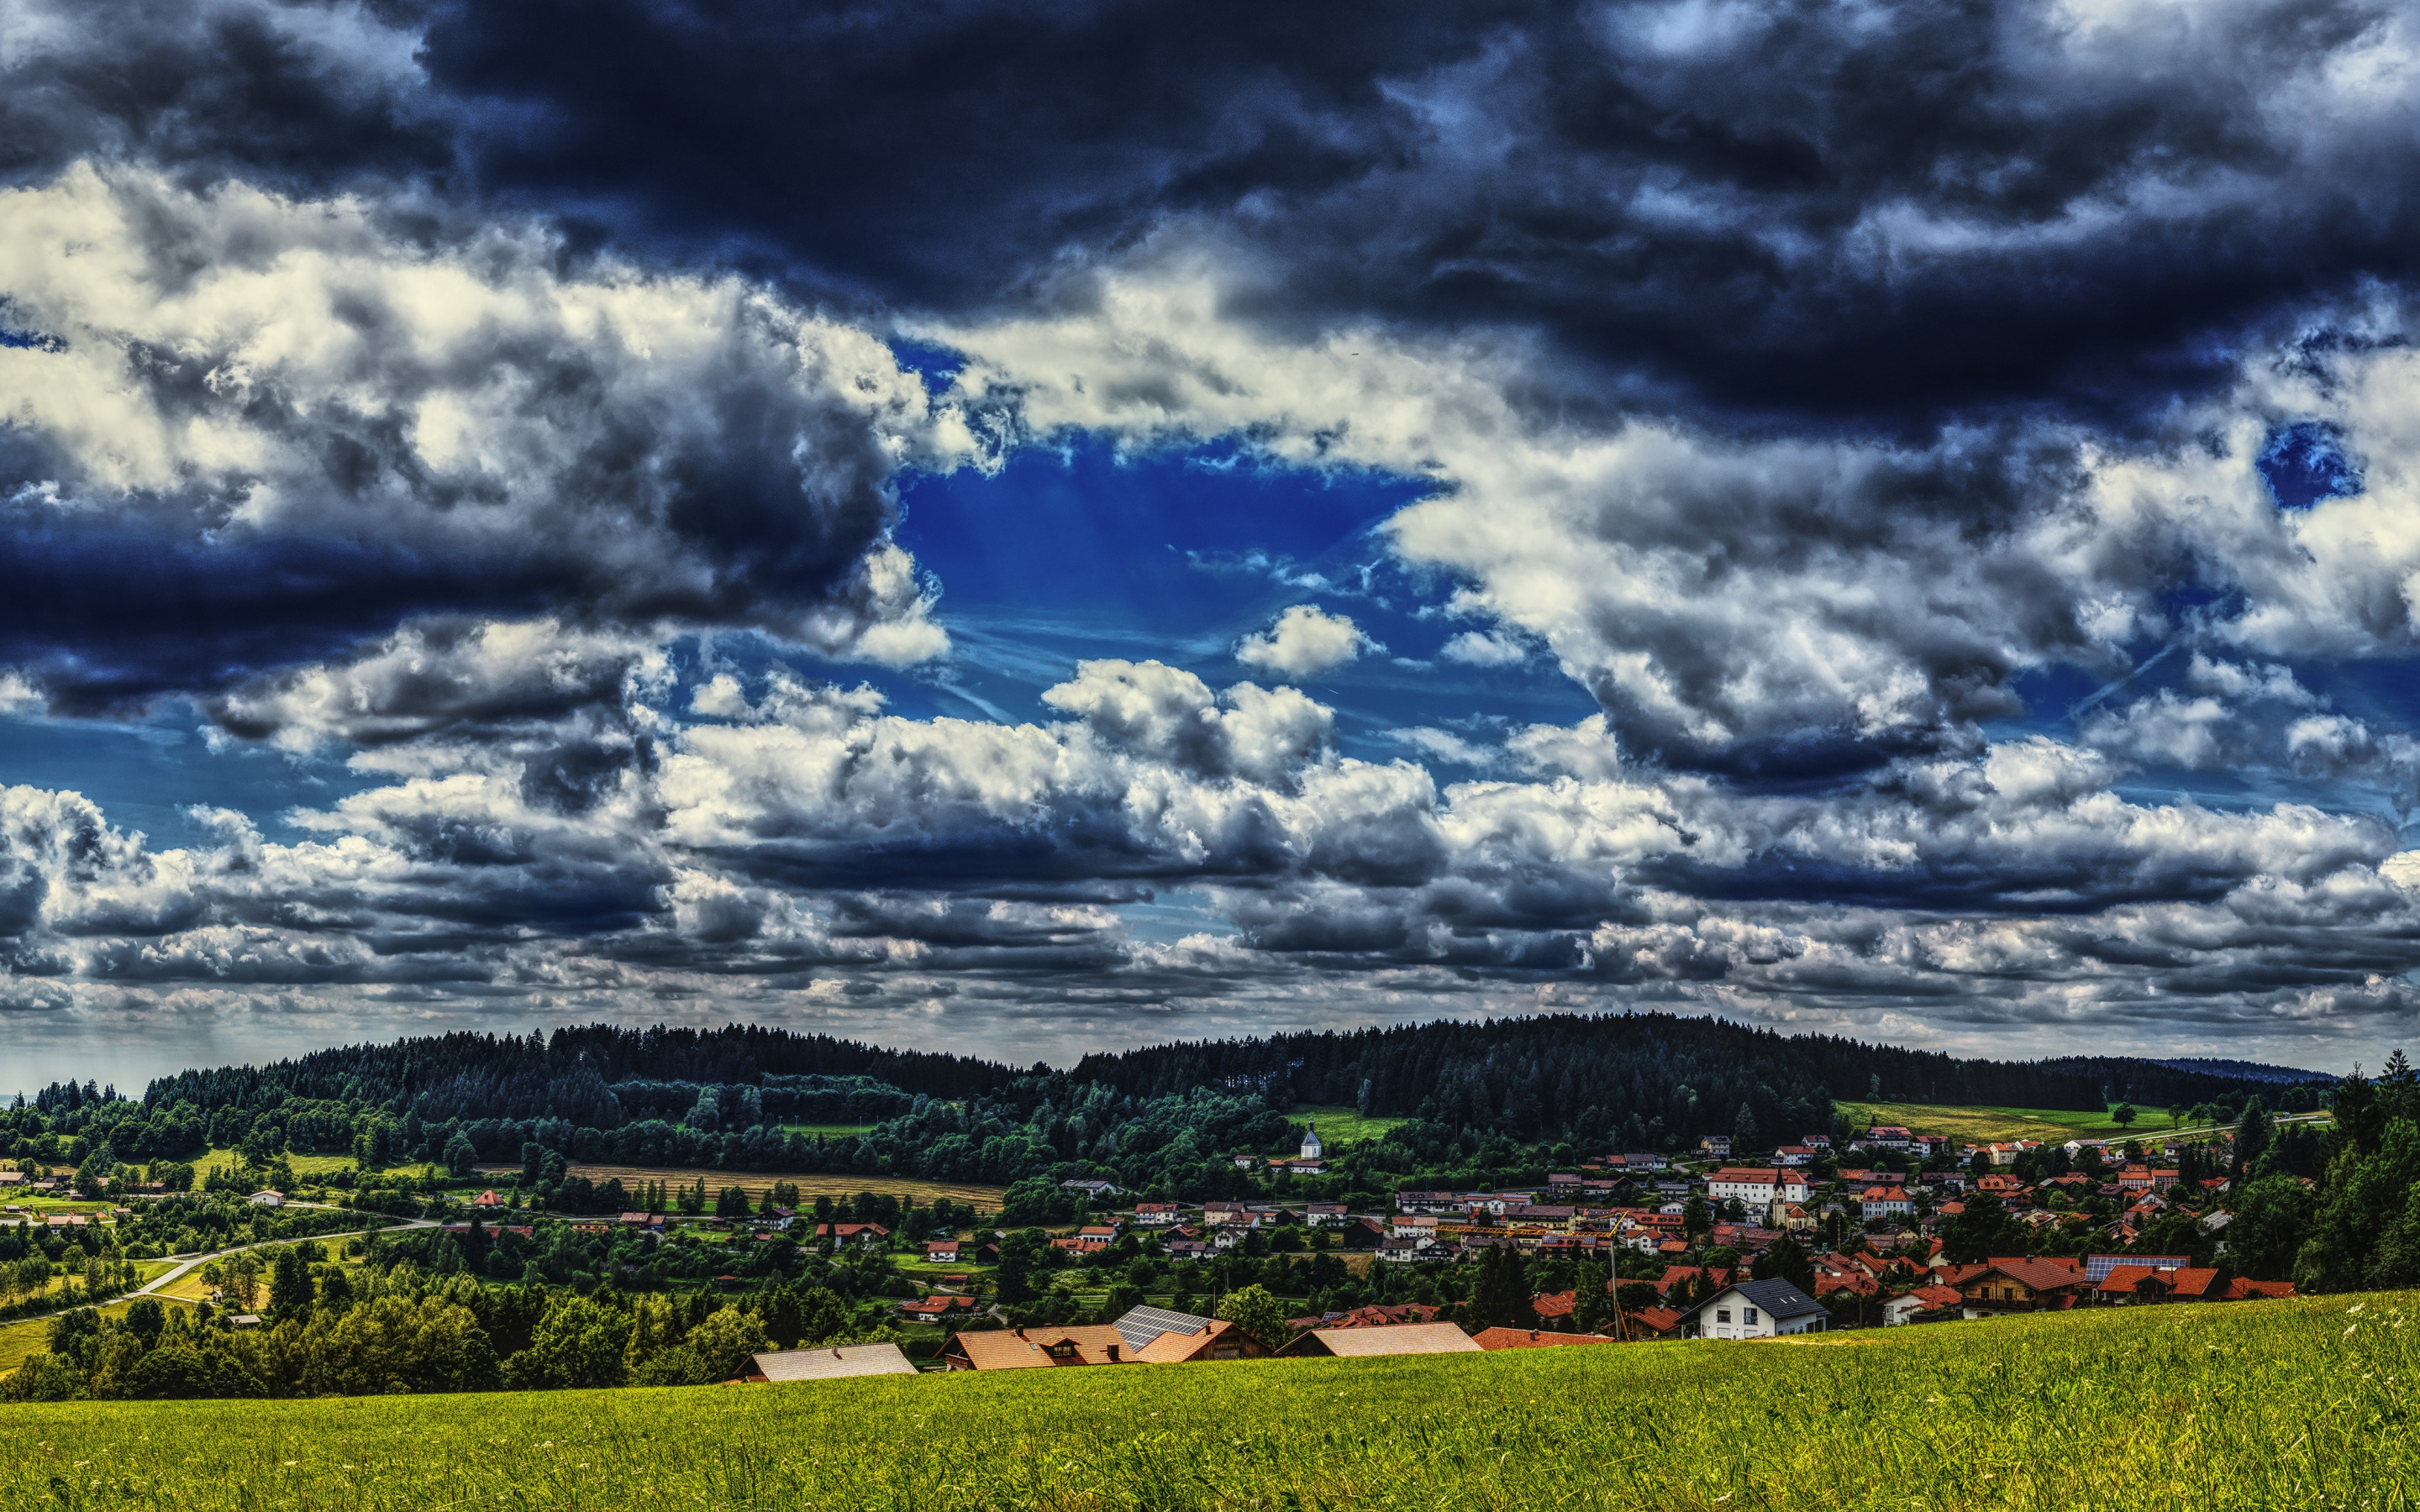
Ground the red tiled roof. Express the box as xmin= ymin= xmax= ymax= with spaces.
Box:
xmin=1470 ymin=1327 xmax=1611 ymax=1351
xmin=1632 ymin=1305 xmax=1687 ymax=1336
xmin=1530 ymin=1289 xmax=1577 ymax=1318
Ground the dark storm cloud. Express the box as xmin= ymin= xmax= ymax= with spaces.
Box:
xmin=0 ymin=0 xmax=451 ymax=189
xmin=399 ymin=0 xmax=2420 ymax=426
xmin=13 ymin=0 xmax=2400 ymax=425
xmin=0 ymin=163 xmax=963 ymax=711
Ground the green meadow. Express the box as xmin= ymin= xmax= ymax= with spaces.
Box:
xmin=1281 ymin=1105 xmax=1411 ymax=1145
xmin=1838 ymin=1100 xmax=2334 ymax=1147
xmin=2 ymin=1294 xmax=2408 ymax=1510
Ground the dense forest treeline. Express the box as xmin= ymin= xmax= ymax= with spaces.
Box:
xmin=1070 ymin=1013 xmax=2116 ymax=1122
xmin=0 ymin=1014 xmax=2340 ymax=1210
xmin=140 ymin=1026 xmax=1016 ymax=1126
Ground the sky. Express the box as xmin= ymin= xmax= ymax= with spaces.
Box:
xmin=4 ymin=0 xmax=2420 ymax=1088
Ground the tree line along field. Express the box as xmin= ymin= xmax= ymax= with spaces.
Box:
xmin=0 ymin=1294 xmax=2401 ymax=1511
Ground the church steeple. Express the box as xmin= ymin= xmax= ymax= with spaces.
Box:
xmin=1299 ymin=1121 xmax=1324 ymax=1160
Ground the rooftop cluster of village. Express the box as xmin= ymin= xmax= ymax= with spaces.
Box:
xmin=712 ymin=1114 xmax=2306 ymax=1378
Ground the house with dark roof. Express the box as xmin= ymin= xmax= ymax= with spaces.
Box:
xmin=1691 ymin=1279 xmax=1828 ymax=1339
xmin=1111 ymin=1305 xmax=1215 ymax=1352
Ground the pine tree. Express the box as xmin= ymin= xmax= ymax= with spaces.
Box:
xmin=2234 ymin=1096 xmax=2271 ymax=1178
xmin=1469 ymin=1245 xmax=1534 ymax=1329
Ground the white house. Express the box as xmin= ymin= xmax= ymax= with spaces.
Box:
xmin=247 ymin=1189 xmax=285 ymax=1208
xmin=1706 ymin=1168 xmax=1781 ymax=1206
xmin=1134 ymin=1202 xmax=1184 ymax=1226
xmin=1693 ymin=1279 xmax=1828 ymax=1340
xmin=1858 ymin=1184 xmax=1914 ymax=1217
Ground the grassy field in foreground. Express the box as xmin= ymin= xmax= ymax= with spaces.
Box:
xmin=2 ymin=1294 xmax=2409 ymax=1510
xmin=1281 ymin=1105 xmax=1411 ymax=1144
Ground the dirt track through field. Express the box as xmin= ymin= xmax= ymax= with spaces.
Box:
xmin=481 ymin=1163 xmax=1007 ymax=1209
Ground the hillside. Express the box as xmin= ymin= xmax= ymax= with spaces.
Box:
xmin=0 ymin=1296 xmax=2396 ymax=1510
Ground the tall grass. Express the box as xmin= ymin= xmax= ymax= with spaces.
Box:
xmin=2 ymin=1294 xmax=2409 ymax=1510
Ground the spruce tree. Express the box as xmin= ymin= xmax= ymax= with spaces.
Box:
xmin=1468 ymin=1245 xmax=1534 ymax=1329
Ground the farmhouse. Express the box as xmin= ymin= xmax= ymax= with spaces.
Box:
xmin=1693 ymin=1279 xmax=1828 ymax=1339
xmin=1946 ymin=1257 xmax=2090 ymax=1313
xmin=1276 ymin=1322 xmax=1482 ymax=1357
xmin=942 ymin=1326 xmax=1135 ymax=1369
xmin=895 ymin=1294 xmax=979 ymax=1321
xmin=247 ymin=1190 xmax=284 ymax=1208
xmin=1113 ymin=1306 xmax=1273 ymax=1362
xmin=923 ymin=1239 xmax=962 ymax=1263
xmin=813 ymin=1221 xmax=891 ymax=1247
xmin=739 ymin=1344 xmax=918 ymax=1382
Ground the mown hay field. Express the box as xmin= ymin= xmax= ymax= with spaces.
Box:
xmin=1839 ymin=1100 xmax=2335 ymax=1147
xmin=3 ymin=1294 xmax=2411 ymax=1511
xmin=555 ymin=1164 xmax=1007 ymax=1209
xmin=1839 ymin=1100 xmax=2138 ymax=1143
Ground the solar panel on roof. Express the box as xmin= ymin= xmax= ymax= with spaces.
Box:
xmin=1113 ymin=1305 xmax=1213 ymax=1351
xmin=2084 ymin=1254 xmax=2191 ymax=1282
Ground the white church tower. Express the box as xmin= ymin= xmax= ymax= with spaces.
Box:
xmin=1299 ymin=1121 xmax=1324 ymax=1161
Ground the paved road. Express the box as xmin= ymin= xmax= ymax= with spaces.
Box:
xmin=132 ymin=1201 xmax=440 ymax=1302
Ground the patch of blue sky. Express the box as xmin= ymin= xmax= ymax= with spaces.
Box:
xmin=2256 ymin=421 xmax=2363 ymax=511
xmin=1115 ymin=886 xmax=1236 ymax=945
xmin=0 ymin=706 xmax=374 ymax=843
xmin=1993 ymin=655 xmax=2414 ymax=835
xmin=881 ymin=438 xmax=1596 ymax=753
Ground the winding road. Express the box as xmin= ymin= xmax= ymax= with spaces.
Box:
xmin=129 ymin=1201 xmax=442 ymax=1303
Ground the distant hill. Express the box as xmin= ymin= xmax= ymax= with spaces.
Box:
xmin=2031 ymin=1054 xmax=2336 ymax=1110
xmin=119 ymin=1014 xmax=2337 ymax=1149
xmin=2149 ymin=1057 xmax=2333 ymax=1085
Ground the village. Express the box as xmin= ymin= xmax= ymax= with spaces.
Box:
xmin=717 ymin=1115 xmax=2307 ymax=1381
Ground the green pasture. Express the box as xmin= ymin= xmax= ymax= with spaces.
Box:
xmin=1839 ymin=1100 xmax=2333 ymax=1148
xmin=1841 ymin=1100 xmax=2141 ymax=1145
xmin=1281 ymin=1105 xmax=1411 ymax=1145
xmin=194 ymin=1148 xmax=360 ymax=1179
xmin=0 ymin=1294 xmax=2403 ymax=1509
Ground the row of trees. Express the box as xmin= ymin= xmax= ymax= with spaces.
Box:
xmin=1 ymin=1242 xmax=902 ymax=1403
